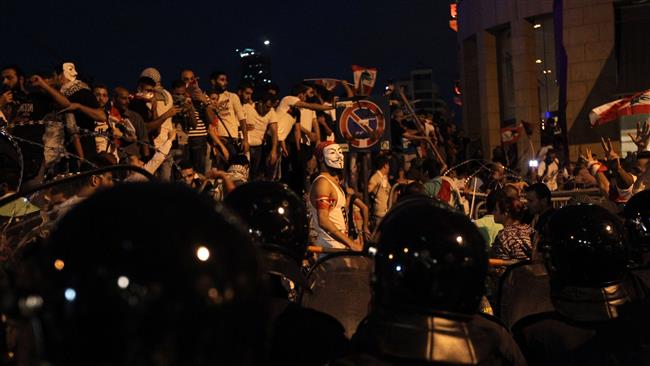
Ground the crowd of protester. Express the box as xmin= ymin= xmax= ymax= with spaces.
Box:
xmin=2 ymin=62 xmax=650 ymax=365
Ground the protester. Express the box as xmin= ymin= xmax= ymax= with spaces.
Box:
xmin=111 ymin=86 xmax=150 ymax=159
xmin=242 ymin=90 xmax=279 ymax=180
xmin=0 ymin=58 xmax=650 ymax=365
xmin=491 ymin=192 xmax=534 ymax=261
xmin=0 ymin=65 xmax=50 ymax=185
xmin=276 ymin=83 xmax=335 ymax=193
xmin=474 ymin=189 xmax=504 ymax=247
xmin=170 ymin=79 xmax=210 ymax=173
xmin=206 ymin=70 xmax=249 ymax=157
xmin=128 ymin=68 xmax=179 ymax=181
xmin=367 ymin=156 xmax=390 ymax=228
xmin=536 ymin=148 xmax=562 ymax=191
xmin=524 ymin=183 xmax=554 ymax=239
xmin=53 ymin=63 xmax=107 ymax=161
xmin=308 ymin=141 xmax=359 ymax=251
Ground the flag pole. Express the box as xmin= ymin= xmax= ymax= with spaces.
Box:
xmin=469 ymin=177 xmax=478 ymax=219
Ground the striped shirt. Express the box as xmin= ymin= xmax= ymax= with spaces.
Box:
xmin=188 ymin=109 xmax=207 ymax=138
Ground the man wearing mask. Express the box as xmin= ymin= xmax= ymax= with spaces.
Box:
xmin=308 ymin=141 xmax=359 ymax=251
xmin=50 ymin=62 xmax=107 ymax=163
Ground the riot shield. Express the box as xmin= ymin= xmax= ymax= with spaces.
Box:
xmin=496 ymin=260 xmax=553 ymax=330
xmin=300 ymin=252 xmax=373 ymax=338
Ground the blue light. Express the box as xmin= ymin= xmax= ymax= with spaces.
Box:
xmin=64 ymin=288 xmax=76 ymax=302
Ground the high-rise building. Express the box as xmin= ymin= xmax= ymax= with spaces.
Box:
xmin=237 ymin=48 xmax=272 ymax=88
xmin=411 ymin=69 xmax=438 ymax=113
xmin=394 ymin=69 xmax=448 ymax=119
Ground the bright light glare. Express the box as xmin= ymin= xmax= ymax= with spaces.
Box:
xmin=117 ymin=276 xmax=130 ymax=289
xmin=25 ymin=295 xmax=43 ymax=309
xmin=64 ymin=288 xmax=76 ymax=302
xmin=54 ymin=259 xmax=65 ymax=271
xmin=197 ymin=246 xmax=210 ymax=262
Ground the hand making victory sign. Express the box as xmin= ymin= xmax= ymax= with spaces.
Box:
xmin=628 ymin=120 xmax=650 ymax=153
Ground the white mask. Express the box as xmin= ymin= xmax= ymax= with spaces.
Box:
xmin=323 ymin=144 xmax=344 ymax=170
xmin=62 ymin=62 xmax=78 ymax=82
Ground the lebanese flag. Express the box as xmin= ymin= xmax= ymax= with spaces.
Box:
xmin=501 ymin=124 xmax=523 ymax=145
xmin=109 ymin=105 xmax=122 ymax=121
xmin=521 ymin=120 xmax=535 ymax=136
xmin=352 ymin=65 xmax=377 ymax=96
xmin=589 ymin=89 xmax=650 ymax=126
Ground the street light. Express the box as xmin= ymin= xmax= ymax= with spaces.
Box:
xmin=263 ymin=40 xmax=270 ymax=46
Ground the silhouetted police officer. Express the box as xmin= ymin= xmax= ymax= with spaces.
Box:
xmin=624 ymin=189 xmax=650 ymax=287
xmin=338 ymin=195 xmax=526 ymax=365
xmin=226 ymin=181 xmax=350 ymax=366
xmin=513 ymin=204 xmax=650 ymax=366
xmin=0 ymin=183 xmax=268 ymax=365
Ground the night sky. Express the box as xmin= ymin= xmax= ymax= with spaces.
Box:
xmin=2 ymin=0 xmax=457 ymax=100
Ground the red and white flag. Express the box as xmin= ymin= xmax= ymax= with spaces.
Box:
xmin=589 ymin=89 xmax=650 ymax=126
xmin=352 ymin=65 xmax=377 ymax=96
xmin=501 ymin=124 xmax=523 ymax=145
xmin=303 ymin=78 xmax=340 ymax=91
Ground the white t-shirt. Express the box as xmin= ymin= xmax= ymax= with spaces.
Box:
xmin=211 ymin=91 xmax=246 ymax=139
xmin=152 ymin=89 xmax=174 ymax=149
xmin=275 ymin=96 xmax=301 ymax=142
xmin=276 ymin=112 xmax=295 ymax=142
xmin=324 ymin=105 xmax=336 ymax=141
xmin=538 ymin=159 xmax=560 ymax=191
xmin=244 ymin=103 xmax=277 ymax=146
xmin=276 ymin=95 xmax=300 ymax=114
xmin=369 ymin=171 xmax=390 ymax=218
xmin=299 ymin=108 xmax=316 ymax=145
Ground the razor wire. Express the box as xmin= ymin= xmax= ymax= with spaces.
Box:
xmin=0 ymin=119 xmax=181 ymax=234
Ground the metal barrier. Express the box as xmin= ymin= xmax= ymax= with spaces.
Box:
xmin=306 ymin=246 xmax=519 ymax=268
xmin=464 ymin=187 xmax=603 ymax=218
